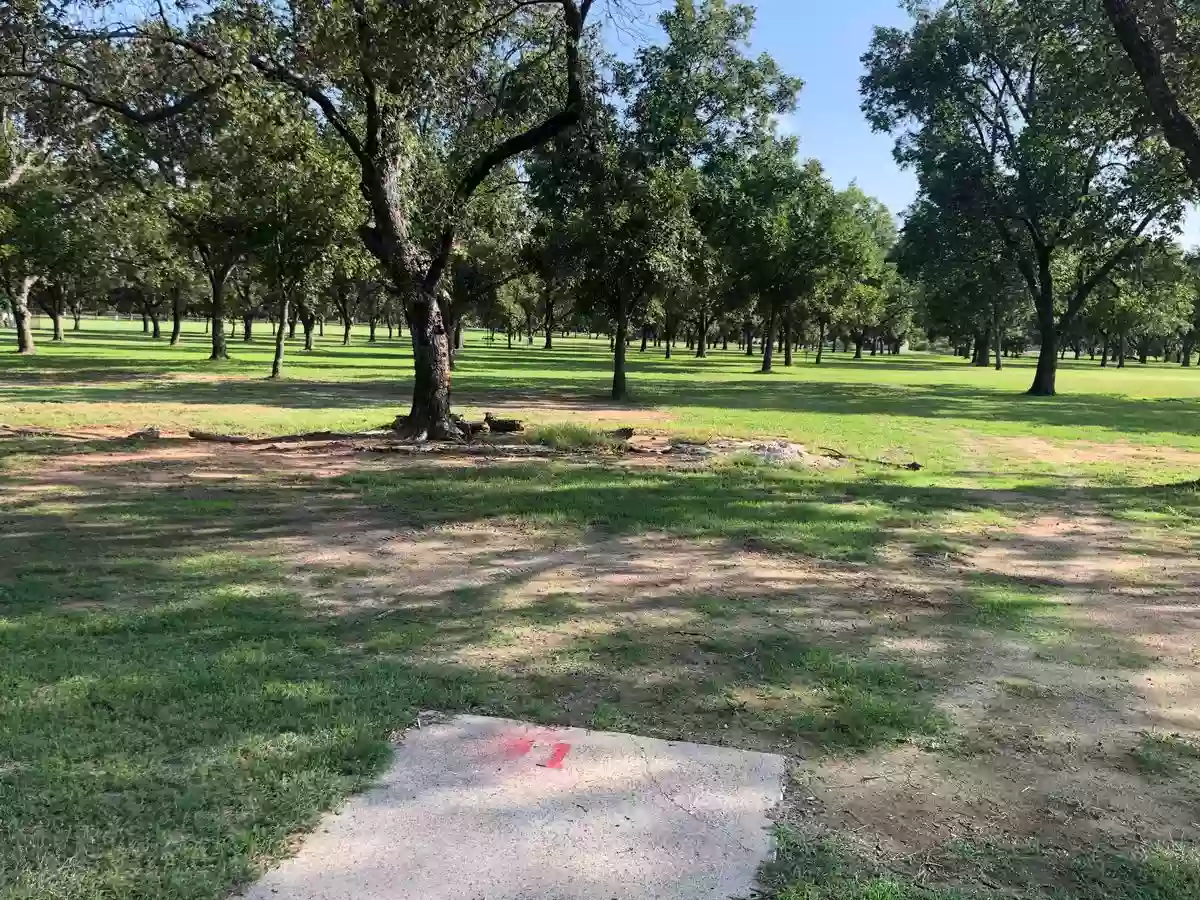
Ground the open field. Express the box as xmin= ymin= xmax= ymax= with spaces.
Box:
xmin=2 ymin=320 xmax=1200 ymax=899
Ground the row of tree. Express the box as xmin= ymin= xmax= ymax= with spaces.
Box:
xmin=3 ymin=0 xmax=1200 ymax=433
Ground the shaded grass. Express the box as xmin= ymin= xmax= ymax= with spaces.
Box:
xmin=764 ymin=828 xmax=1200 ymax=900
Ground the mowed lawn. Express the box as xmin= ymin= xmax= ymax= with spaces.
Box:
xmin=2 ymin=318 xmax=1200 ymax=900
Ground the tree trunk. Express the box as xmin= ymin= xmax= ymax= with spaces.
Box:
xmin=761 ymin=307 xmax=777 ymax=374
xmin=816 ymin=321 xmax=825 ymax=365
xmin=783 ymin=309 xmax=793 ymax=367
xmin=454 ymin=318 xmax=463 ymax=349
xmin=11 ymin=276 xmax=36 ymax=354
xmin=1027 ymin=327 xmax=1058 ymax=395
xmin=271 ymin=298 xmax=288 ymax=379
xmin=141 ymin=312 xmax=149 ymax=334
xmin=170 ymin=289 xmax=184 ymax=345
xmin=318 ymin=317 xmax=325 ymax=337
xmin=369 ymin=319 xmax=378 ymax=342
xmin=302 ymin=312 xmax=315 ymax=351
xmin=664 ymin=316 xmax=673 ymax=359
xmin=150 ymin=313 xmax=160 ymax=340
xmin=288 ymin=317 xmax=298 ymax=339
xmin=72 ymin=311 xmax=81 ymax=331
xmin=722 ymin=332 xmax=728 ymax=351
xmin=695 ymin=309 xmax=707 ymax=358
xmin=993 ymin=309 xmax=1003 ymax=371
xmin=243 ymin=315 xmax=253 ymax=342
xmin=1118 ymin=332 xmax=1127 ymax=368
xmin=403 ymin=290 xmax=455 ymax=439
xmin=1137 ymin=336 xmax=1150 ymax=364
xmin=342 ymin=315 xmax=352 ymax=345
xmin=612 ymin=303 xmax=629 ymax=401
xmin=544 ymin=297 xmax=554 ymax=350
xmin=1183 ymin=331 xmax=1195 ymax=367
xmin=1102 ymin=0 xmax=1200 ymax=187
xmin=640 ymin=324 xmax=649 ymax=352
xmin=50 ymin=311 xmax=64 ymax=342
xmin=744 ymin=319 xmax=754 ymax=356
xmin=526 ymin=309 xmax=534 ymax=345
xmin=1100 ymin=335 xmax=1109 ymax=368
xmin=853 ymin=332 xmax=865 ymax=360
xmin=209 ymin=273 xmax=229 ymax=361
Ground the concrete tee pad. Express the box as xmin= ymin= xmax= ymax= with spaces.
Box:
xmin=242 ymin=715 xmax=786 ymax=900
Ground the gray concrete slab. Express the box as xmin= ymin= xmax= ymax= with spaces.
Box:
xmin=241 ymin=715 xmax=786 ymax=900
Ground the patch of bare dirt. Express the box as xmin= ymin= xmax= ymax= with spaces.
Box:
xmin=985 ymin=434 xmax=1200 ymax=467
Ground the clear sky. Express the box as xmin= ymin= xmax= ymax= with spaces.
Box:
xmin=606 ymin=0 xmax=1200 ymax=246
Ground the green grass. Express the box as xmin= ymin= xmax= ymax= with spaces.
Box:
xmin=3 ymin=318 xmax=1200 ymax=899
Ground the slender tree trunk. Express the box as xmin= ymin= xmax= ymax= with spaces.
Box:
xmin=993 ymin=308 xmax=1002 ymax=371
xmin=612 ymin=300 xmax=629 ymax=401
xmin=664 ymin=316 xmax=673 ymax=359
xmin=1183 ymin=331 xmax=1195 ymax=367
xmin=816 ymin=321 xmax=825 ymax=365
xmin=204 ymin=317 xmax=210 ymax=333
xmin=526 ymin=309 xmax=534 ymax=346
xmin=744 ymin=320 xmax=755 ymax=356
xmin=761 ymin=307 xmax=777 ymax=374
xmin=149 ymin=313 xmax=160 ymax=340
xmin=341 ymin=315 xmax=352 ymax=345
xmin=11 ymin=276 xmax=36 ymax=354
xmin=1118 ymin=332 xmax=1127 ymax=368
xmin=369 ymin=319 xmax=378 ymax=343
xmin=783 ymin=309 xmax=793 ymax=366
xmin=243 ymin=315 xmax=253 ymax=342
xmin=72 ymin=311 xmax=81 ymax=331
xmin=1137 ymin=336 xmax=1150 ymax=364
xmin=318 ymin=317 xmax=324 ymax=337
xmin=1100 ymin=334 xmax=1109 ymax=368
xmin=853 ymin=332 xmax=865 ymax=360
xmin=544 ymin=297 xmax=554 ymax=350
xmin=271 ymin=298 xmax=288 ymax=379
xmin=722 ymin=331 xmax=728 ymax=351
xmin=50 ymin=311 xmax=64 ymax=342
xmin=209 ymin=273 xmax=229 ymax=361
xmin=454 ymin=318 xmax=463 ymax=349
xmin=695 ymin=309 xmax=707 ymax=358
xmin=302 ymin=312 xmax=315 ymax=351
xmin=640 ymin=324 xmax=649 ymax=352
xmin=170 ymin=289 xmax=184 ymax=345
xmin=141 ymin=312 xmax=149 ymax=334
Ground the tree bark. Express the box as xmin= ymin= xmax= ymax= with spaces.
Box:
xmin=783 ymin=309 xmax=793 ymax=367
xmin=243 ymin=314 xmax=253 ymax=342
xmin=150 ymin=313 xmax=160 ymax=340
xmin=301 ymin=309 xmax=315 ymax=351
xmin=853 ymin=332 xmax=865 ymax=360
xmin=816 ymin=321 xmax=826 ymax=365
xmin=369 ymin=319 xmax=378 ymax=342
xmin=544 ymin=296 xmax=555 ymax=350
xmin=271 ymin=298 xmax=288 ymax=379
xmin=993 ymin=308 xmax=1003 ymax=370
xmin=612 ymin=301 xmax=629 ymax=401
xmin=664 ymin=315 xmax=673 ymax=359
xmin=1103 ymin=0 xmax=1200 ymax=187
xmin=72 ymin=311 xmax=81 ymax=331
xmin=11 ymin=275 xmax=36 ymax=354
xmin=1183 ymin=330 xmax=1195 ymax=367
xmin=695 ymin=309 xmax=707 ymax=358
xmin=170 ymin=288 xmax=184 ymax=345
xmin=141 ymin=312 xmax=149 ymax=334
xmin=1028 ymin=327 xmax=1058 ymax=394
xmin=342 ymin=315 xmax=352 ymax=345
xmin=403 ymin=290 xmax=455 ymax=438
xmin=640 ymin=324 xmax=649 ymax=352
xmin=761 ymin=307 xmax=777 ymax=374
xmin=209 ymin=272 xmax=229 ymax=361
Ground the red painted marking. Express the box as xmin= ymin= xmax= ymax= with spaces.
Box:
xmin=541 ymin=742 xmax=570 ymax=769
xmin=503 ymin=738 xmax=535 ymax=760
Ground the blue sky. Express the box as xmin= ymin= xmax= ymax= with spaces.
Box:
xmin=606 ymin=0 xmax=1200 ymax=246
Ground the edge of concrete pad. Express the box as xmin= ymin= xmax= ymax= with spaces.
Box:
xmin=240 ymin=713 xmax=788 ymax=900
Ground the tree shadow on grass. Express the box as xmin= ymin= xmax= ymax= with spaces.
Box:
xmin=1 ymin=453 xmax=1197 ymax=898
